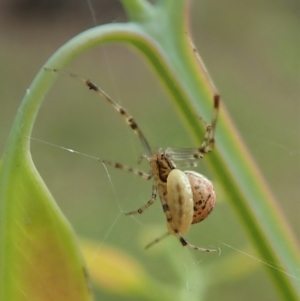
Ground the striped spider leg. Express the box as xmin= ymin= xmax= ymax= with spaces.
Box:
xmin=45 ymin=68 xmax=219 ymax=252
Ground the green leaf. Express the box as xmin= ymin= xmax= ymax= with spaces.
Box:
xmin=0 ymin=141 xmax=92 ymax=300
xmin=0 ymin=34 xmax=92 ymax=301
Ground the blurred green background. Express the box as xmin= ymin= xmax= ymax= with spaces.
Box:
xmin=1 ymin=0 xmax=299 ymax=300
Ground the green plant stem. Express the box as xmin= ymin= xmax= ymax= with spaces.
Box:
xmin=1 ymin=0 xmax=299 ymax=299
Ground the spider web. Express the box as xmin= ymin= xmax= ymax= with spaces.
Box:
xmin=4 ymin=0 xmax=299 ymax=300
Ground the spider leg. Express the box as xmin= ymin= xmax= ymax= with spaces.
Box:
xmin=194 ymin=94 xmax=220 ymax=157
xmin=100 ymin=159 xmax=153 ymax=180
xmin=44 ymin=68 xmax=152 ymax=160
xmin=125 ymin=180 xmax=158 ymax=215
xmin=187 ymin=30 xmax=220 ymax=152
xmin=202 ymin=94 xmax=219 ymax=152
xmin=177 ymin=233 xmax=217 ymax=252
xmin=166 ymin=94 xmax=220 ymax=161
xmin=145 ymin=228 xmax=217 ymax=252
xmin=144 ymin=232 xmax=170 ymax=250
xmin=101 ymin=159 xmax=157 ymax=215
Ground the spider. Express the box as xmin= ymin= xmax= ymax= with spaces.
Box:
xmin=45 ymin=67 xmax=220 ymax=252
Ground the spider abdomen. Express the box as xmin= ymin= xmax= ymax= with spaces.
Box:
xmin=184 ymin=171 xmax=216 ymax=224
xmin=165 ymin=169 xmax=194 ymax=236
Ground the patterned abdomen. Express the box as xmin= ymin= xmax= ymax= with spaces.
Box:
xmin=184 ymin=171 xmax=216 ymax=224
